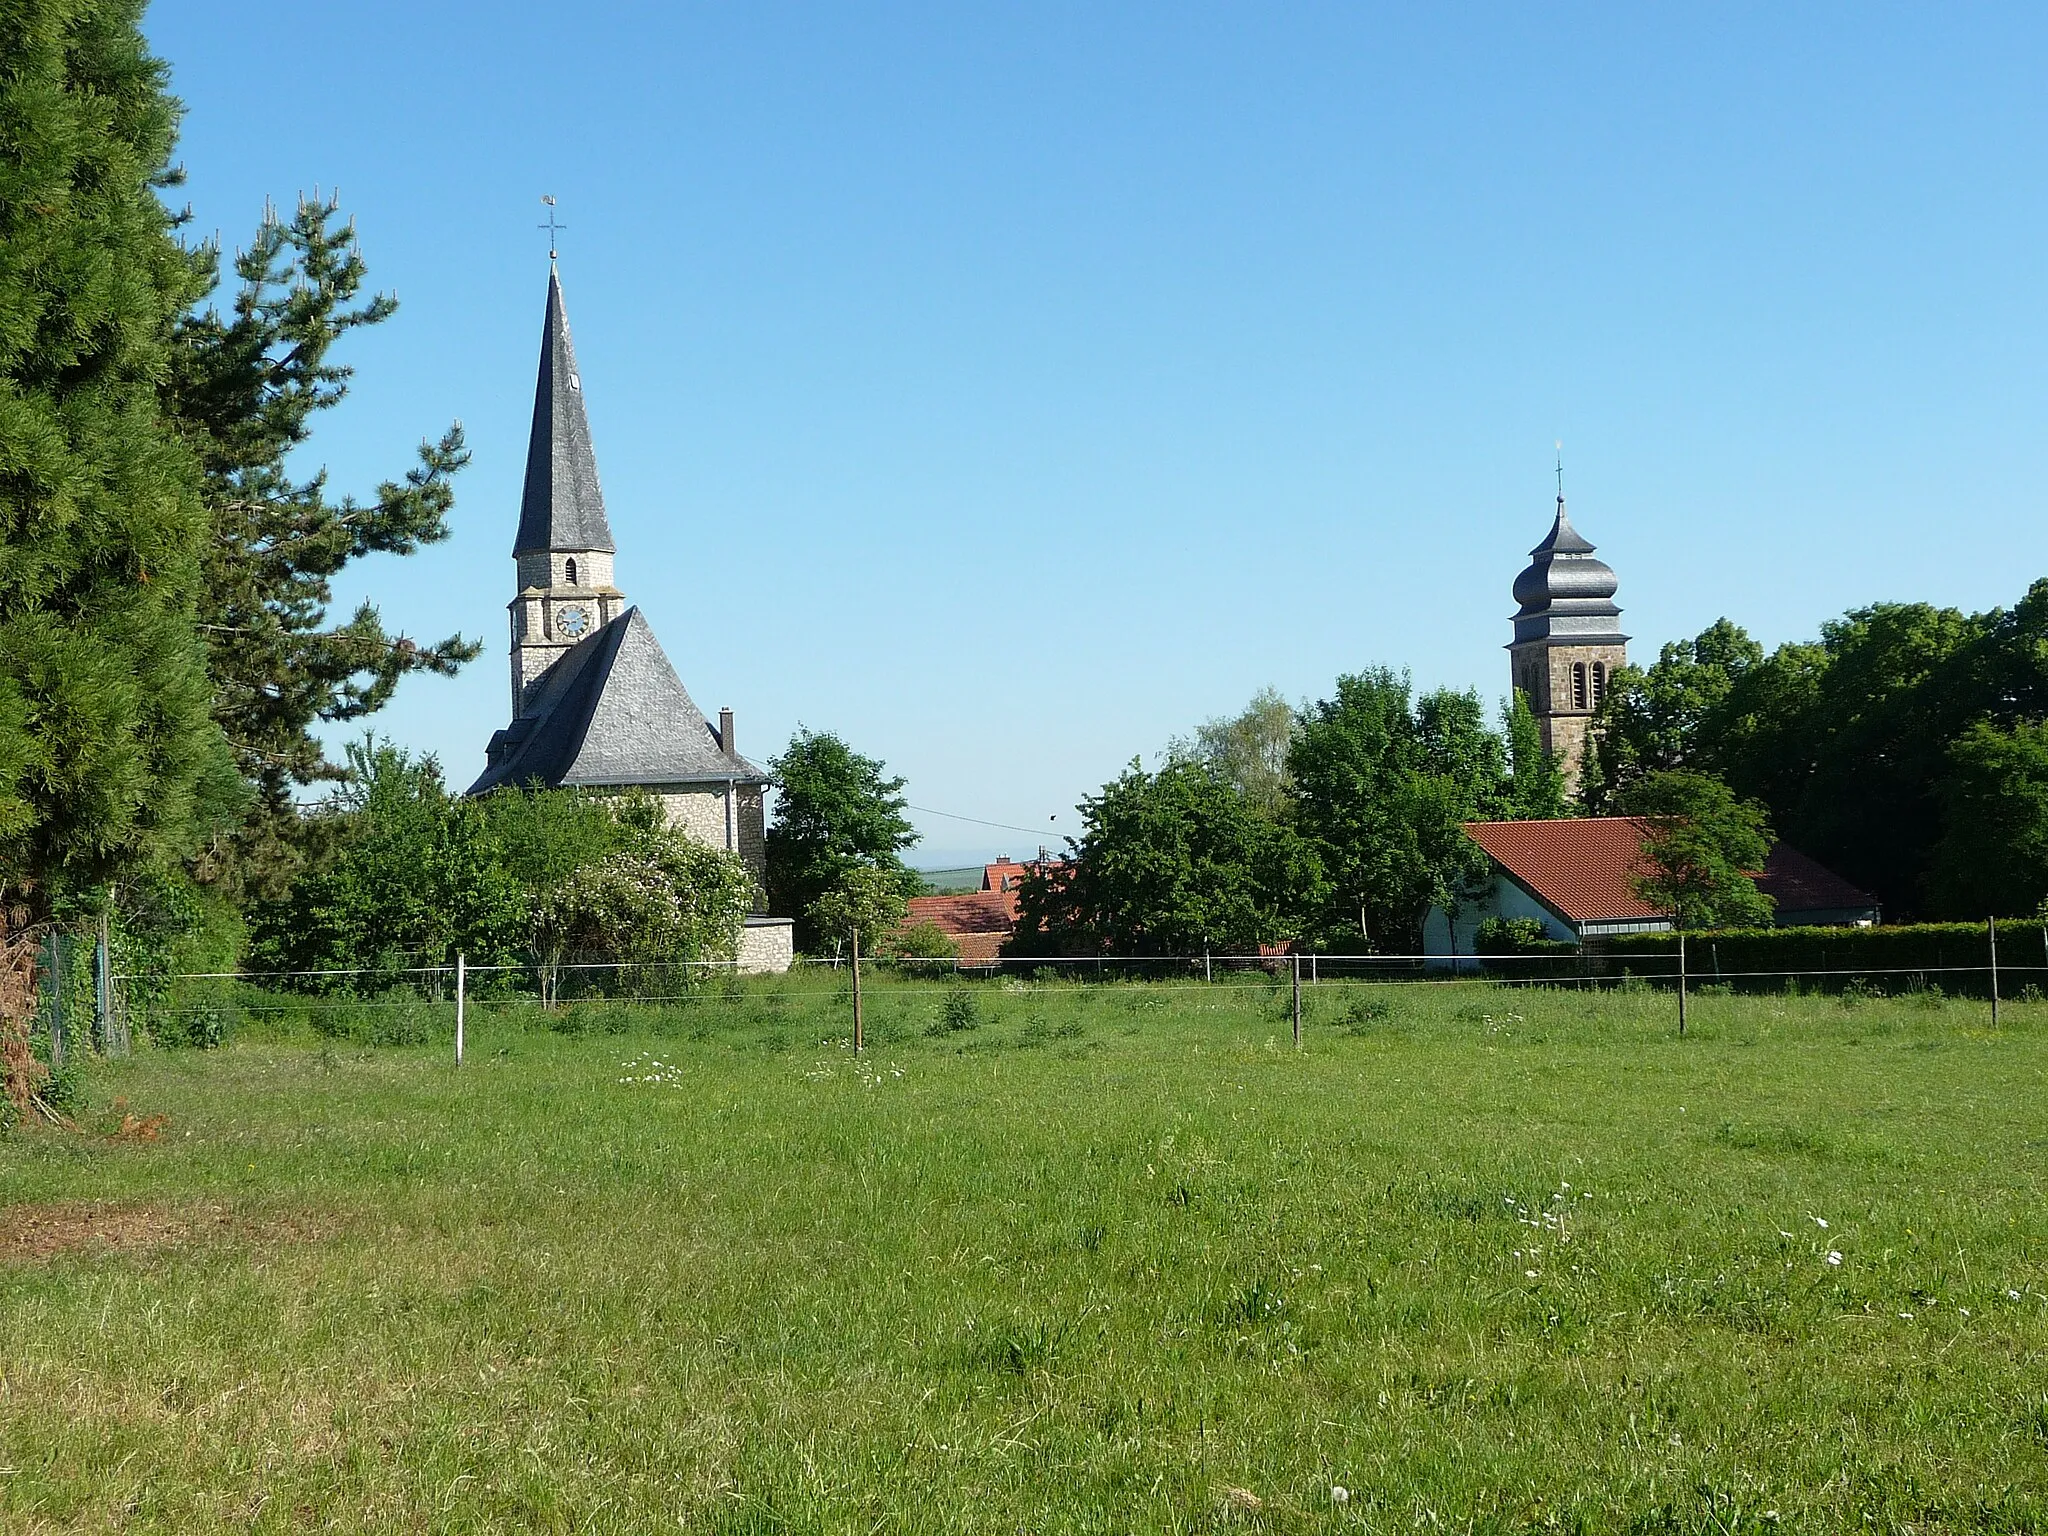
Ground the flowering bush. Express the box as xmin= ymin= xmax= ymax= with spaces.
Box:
xmin=532 ymin=819 xmax=753 ymax=1000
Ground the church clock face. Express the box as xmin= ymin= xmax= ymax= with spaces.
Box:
xmin=557 ymin=604 xmax=590 ymax=639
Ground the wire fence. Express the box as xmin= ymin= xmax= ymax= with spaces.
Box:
xmin=74 ymin=922 xmax=2044 ymax=1061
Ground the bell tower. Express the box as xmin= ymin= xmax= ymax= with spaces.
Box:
xmin=1507 ymin=485 xmax=1627 ymax=790
xmin=509 ymin=268 xmax=628 ymax=716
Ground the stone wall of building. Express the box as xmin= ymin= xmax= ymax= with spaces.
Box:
xmin=738 ymin=916 xmax=794 ymax=974
xmin=652 ymin=784 xmax=769 ymax=895
xmin=1509 ymin=639 xmax=1627 ymax=791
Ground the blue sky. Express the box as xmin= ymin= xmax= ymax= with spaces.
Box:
xmin=148 ymin=3 xmax=2048 ymax=866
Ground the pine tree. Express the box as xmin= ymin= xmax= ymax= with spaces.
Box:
xmin=166 ymin=195 xmax=477 ymax=897
xmin=0 ymin=0 xmax=241 ymax=921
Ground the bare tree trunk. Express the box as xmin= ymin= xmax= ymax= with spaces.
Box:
xmin=1 ymin=906 xmax=57 ymax=1123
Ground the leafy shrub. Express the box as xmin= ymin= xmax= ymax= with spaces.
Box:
xmin=151 ymin=1001 xmax=230 ymax=1049
xmin=927 ymin=989 xmax=981 ymax=1036
xmin=1343 ymin=994 xmax=1393 ymax=1033
xmin=312 ymin=989 xmax=434 ymax=1046
xmin=1474 ymin=917 xmax=1551 ymax=954
xmin=885 ymin=920 xmax=958 ymax=962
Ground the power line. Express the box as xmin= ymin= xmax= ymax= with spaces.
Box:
xmin=905 ymin=802 xmax=1062 ymax=840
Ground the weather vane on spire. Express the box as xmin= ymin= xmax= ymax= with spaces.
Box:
xmin=539 ymin=195 xmax=566 ymax=263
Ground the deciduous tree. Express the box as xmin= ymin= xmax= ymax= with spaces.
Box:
xmin=1172 ymin=687 xmax=1297 ymax=819
xmin=1614 ymin=771 xmax=1774 ymax=931
xmin=1925 ymin=720 xmax=2048 ymax=919
xmin=766 ymin=728 xmax=919 ymax=948
xmin=1009 ymin=760 xmax=1324 ymax=956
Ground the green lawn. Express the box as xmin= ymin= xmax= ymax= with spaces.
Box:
xmin=3 ymin=977 xmax=2045 ymax=1532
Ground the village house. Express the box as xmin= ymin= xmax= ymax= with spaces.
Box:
xmin=1422 ymin=816 xmax=1881 ymax=956
xmin=901 ymin=857 xmax=1049 ymax=965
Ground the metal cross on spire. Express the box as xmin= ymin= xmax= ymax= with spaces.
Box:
xmin=1555 ymin=441 xmax=1565 ymax=507
xmin=539 ymin=195 xmax=566 ymax=262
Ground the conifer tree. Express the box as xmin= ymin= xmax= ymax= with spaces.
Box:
xmin=0 ymin=0 xmax=241 ymax=922
xmin=166 ymin=195 xmax=478 ymax=897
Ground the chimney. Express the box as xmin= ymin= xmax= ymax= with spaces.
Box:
xmin=718 ymin=707 xmax=734 ymax=757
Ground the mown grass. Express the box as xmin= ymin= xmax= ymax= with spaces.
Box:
xmin=2 ymin=976 xmax=2046 ymax=1533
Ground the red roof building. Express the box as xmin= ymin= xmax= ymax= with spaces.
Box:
xmin=898 ymin=856 xmax=1064 ymax=966
xmin=1424 ymin=817 xmax=1880 ymax=956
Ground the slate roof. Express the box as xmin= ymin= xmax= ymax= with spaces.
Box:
xmin=1462 ymin=818 xmax=1878 ymax=926
xmin=469 ymin=608 xmax=766 ymax=794
xmin=514 ymin=269 xmax=615 ymax=556
xmin=1509 ymin=496 xmax=1626 ymax=647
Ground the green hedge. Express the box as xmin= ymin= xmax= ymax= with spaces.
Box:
xmin=1597 ymin=921 xmax=2047 ymax=998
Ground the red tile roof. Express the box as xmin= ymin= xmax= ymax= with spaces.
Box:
xmin=904 ymin=891 xmax=1016 ymax=936
xmin=949 ymin=931 xmax=1007 ymax=964
xmin=1464 ymin=818 xmax=1664 ymax=923
xmin=1463 ymin=818 xmax=1877 ymax=924
xmin=982 ymin=858 xmax=1031 ymax=895
xmin=1753 ymin=843 xmax=1877 ymax=915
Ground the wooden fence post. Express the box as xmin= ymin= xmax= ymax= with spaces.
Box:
xmin=851 ymin=929 xmax=864 ymax=1053
xmin=44 ymin=933 xmax=63 ymax=1068
xmin=1292 ymin=953 xmax=1302 ymax=1049
xmin=1988 ymin=916 xmax=1999 ymax=1028
xmin=455 ymin=953 xmax=466 ymax=1066
xmin=1677 ymin=933 xmax=1687 ymax=1039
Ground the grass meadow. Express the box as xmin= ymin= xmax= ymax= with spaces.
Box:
xmin=2 ymin=973 xmax=2045 ymax=1533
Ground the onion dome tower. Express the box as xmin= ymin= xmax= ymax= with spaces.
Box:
xmin=1507 ymin=487 xmax=1627 ymax=789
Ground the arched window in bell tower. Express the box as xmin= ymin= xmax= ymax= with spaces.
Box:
xmin=1571 ymin=662 xmax=1588 ymax=711
xmin=1591 ymin=661 xmax=1607 ymax=707
xmin=565 ymin=557 xmax=578 ymax=587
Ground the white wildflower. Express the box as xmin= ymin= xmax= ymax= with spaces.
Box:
xmin=1331 ymin=1486 xmax=1351 ymax=1504
xmin=1825 ymin=1251 xmax=1843 ymax=1266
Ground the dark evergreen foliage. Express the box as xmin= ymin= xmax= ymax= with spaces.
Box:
xmin=0 ymin=0 xmax=241 ymax=916
xmin=166 ymin=195 xmax=477 ymax=898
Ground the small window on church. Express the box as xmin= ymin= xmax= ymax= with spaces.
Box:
xmin=1591 ymin=661 xmax=1607 ymax=707
xmin=565 ymin=557 xmax=578 ymax=587
xmin=1572 ymin=662 xmax=1588 ymax=711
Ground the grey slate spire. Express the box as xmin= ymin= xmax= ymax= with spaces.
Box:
xmin=1510 ymin=495 xmax=1626 ymax=646
xmin=513 ymin=268 xmax=616 ymax=556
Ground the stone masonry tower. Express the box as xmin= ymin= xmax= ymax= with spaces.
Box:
xmin=471 ymin=265 xmax=774 ymax=903
xmin=1507 ymin=490 xmax=1627 ymax=790
xmin=508 ymin=268 xmax=628 ymax=715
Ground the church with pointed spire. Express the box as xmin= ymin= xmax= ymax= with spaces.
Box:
xmin=1507 ymin=488 xmax=1627 ymax=788
xmin=470 ymin=268 xmax=773 ymax=893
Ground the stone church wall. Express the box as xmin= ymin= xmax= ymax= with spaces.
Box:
xmin=739 ymin=917 xmax=795 ymax=974
xmin=652 ymin=785 xmax=769 ymax=898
